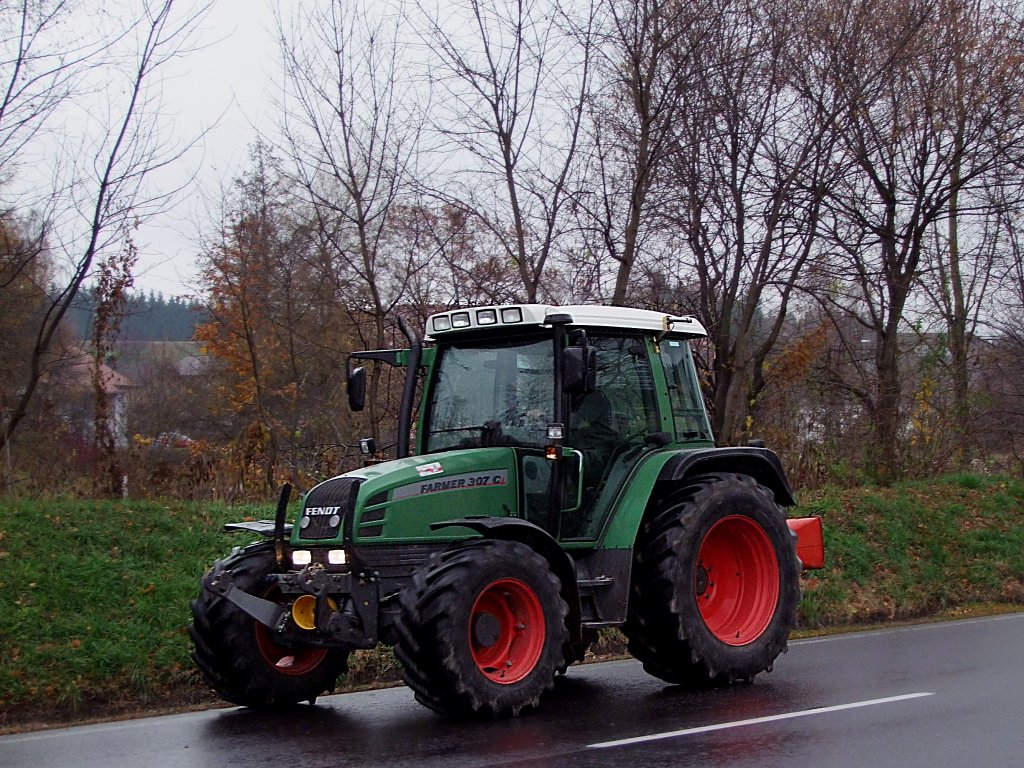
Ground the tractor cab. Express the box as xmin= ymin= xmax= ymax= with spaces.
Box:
xmin=350 ymin=305 xmax=712 ymax=544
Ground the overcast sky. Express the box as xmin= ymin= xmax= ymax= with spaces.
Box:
xmin=134 ymin=0 xmax=278 ymax=298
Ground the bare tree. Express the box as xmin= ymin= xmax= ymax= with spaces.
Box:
xmin=399 ymin=202 xmax=523 ymax=313
xmin=578 ymin=0 xmax=721 ymax=305
xmin=416 ymin=0 xmax=595 ymax=301
xmin=810 ymin=0 xmax=1024 ymax=481
xmin=649 ymin=0 xmax=839 ymax=444
xmin=916 ymin=0 xmax=1024 ymax=464
xmin=978 ymin=208 xmax=1024 ymax=469
xmin=0 ymin=0 xmax=211 ymax=456
xmin=0 ymin=1 xmax=83 ymax=185
xmin=276 ymin=0 xmax=424 ymax=446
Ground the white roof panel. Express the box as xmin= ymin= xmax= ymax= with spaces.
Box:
xmin=425 ymin=304 xmax=706 ymax=340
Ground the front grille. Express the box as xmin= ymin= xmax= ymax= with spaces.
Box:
xmin=298 ymin=477 xmax=363 ymax=540
xmin=361 ymin=507 xmax=386 ymax=523
xmin=298 ymin=511 xmax=342 ymax=539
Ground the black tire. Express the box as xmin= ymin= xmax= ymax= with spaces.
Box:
xmin=623 ymin=473 xmax=800 ymax=686
xmin=395 ymin=539 xmax=569 ymax=718
xmin=189 ymin=541 xmax=349 ymax=707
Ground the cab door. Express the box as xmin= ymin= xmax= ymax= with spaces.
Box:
xmin=559 ymin=334 xmax=661 ymax=541
xmin=519 ymin=449 xmax=583 ymax=536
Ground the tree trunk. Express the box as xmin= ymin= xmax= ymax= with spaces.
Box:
xmin=871 ymin=328 xmax=903 ymax=485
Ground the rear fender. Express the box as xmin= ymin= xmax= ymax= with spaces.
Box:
xmin=600 ymin=447 xmax=797 ymax=551
xmin=657 ymin=447 xmax=796 ymax=506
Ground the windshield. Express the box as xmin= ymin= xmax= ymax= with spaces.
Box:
xmin=425 ymin=337 xmax=553 ymax=452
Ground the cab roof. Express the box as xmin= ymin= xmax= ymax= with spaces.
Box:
xmin=425 ymin=304 xmax=707 ymax=341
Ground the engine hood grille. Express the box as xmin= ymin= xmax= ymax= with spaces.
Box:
xmin=298 ymin=476 xmax=363 ymax=540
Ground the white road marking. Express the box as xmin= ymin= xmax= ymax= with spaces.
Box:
xmin=588 ymin=692 xmax=935 ymax=749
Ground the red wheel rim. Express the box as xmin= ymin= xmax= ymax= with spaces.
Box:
xmin=469 ymin=578 xmax=546 ymax=684
xmin=695 ymin=515 xmax=780 ymax=646
xmin=254 ymin=587 xmax=328 ymax=676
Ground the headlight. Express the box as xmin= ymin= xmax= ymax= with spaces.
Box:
xmin=291 ymin=549 xmax=312 ymax=567
xmin=327 ymin=549 xmax=347 ymax=565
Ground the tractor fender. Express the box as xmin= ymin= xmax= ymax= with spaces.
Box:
xmin=599 ymin=446 xmax=796 ymax=553
xmin=657 ymin=447 xmax=796 ymax=507
xmin=430 ymin=517 xmax=584 ymax=661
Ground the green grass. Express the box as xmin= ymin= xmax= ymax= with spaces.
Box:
xmin=0 ymin=499 xmax=259 ymax=721
xmin=796 ymin=474 xmax=1024 ymax=624
xmin=2 ymin=473 xmax=1024 ymax=728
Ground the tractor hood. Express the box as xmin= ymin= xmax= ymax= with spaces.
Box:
xmin=292 ymin=448 xmax=520 ymax=546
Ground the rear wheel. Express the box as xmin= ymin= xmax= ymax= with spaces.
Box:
xmin=190 ymin=542 xmax=349 ymax=707
xmin=395 ymin=539 xmax=569 ymax=718
xmin=624 ymin=473 xmax=800 ymax=686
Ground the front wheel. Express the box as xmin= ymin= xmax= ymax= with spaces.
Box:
xmin=395 ymin=539 xmax=569 ymax=718
xmin=189 ymin=542 xmax=349 ymax=707
xmin=624 ymin=473 xmax=800 ymax=686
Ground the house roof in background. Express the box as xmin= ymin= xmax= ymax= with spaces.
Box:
xmin=42 ymin=348 xmax=136 ymax=393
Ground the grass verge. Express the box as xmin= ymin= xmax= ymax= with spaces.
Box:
xmin=796 ymin=473 xmax=1024 ymax=625
xmin=1 ymin=472 xmax=1022 ymax=732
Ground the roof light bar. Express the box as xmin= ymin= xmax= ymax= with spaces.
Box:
xmin=427 ymin=305 xmax=533 ymax=336
xmin=424 ymin=304 xmax=707 ymax=338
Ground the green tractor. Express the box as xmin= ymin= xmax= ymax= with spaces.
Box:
xmin=190 ymin=304 xmax=824 ymax=718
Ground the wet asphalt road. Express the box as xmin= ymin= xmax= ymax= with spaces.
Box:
xmin=2 ymin=613 xmax=1023 ymax=768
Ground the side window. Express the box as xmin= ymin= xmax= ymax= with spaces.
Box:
xmin=660 ymin=339 xmax=713 ymax=441
xmin=593 ymin=336 xmax=659 ymax=439
xmin=569 ymin=336 xmax=658 ymax=450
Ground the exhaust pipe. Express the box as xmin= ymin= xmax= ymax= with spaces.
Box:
xmin=396 ymin=317 xmax=422 ymax=459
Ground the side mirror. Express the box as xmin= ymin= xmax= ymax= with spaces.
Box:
xmin=348 ymin=366 xmax=366 ymax=412
xmin=563 ymin=345 xmax=596 ymax=395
